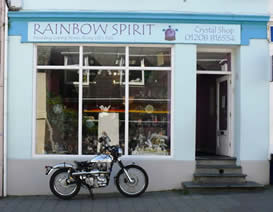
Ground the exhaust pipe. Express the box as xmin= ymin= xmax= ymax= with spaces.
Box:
xmin=72 ymin=170 xmax=108 ymax=176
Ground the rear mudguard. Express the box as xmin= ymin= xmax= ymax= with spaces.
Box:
xmin=45 ymin=162 xmax=74 ymax=175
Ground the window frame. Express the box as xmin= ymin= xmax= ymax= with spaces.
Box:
xmin=32 ymin=44 xmax=174 ymax=159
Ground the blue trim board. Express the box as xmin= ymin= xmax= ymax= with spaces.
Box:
xmin=242 ymin=23 xmax=268 ymax=45
xmin=8 ymin=11 xmax=269 ymax=45
xmin=8 ymin=11 xmax=269 ymax=23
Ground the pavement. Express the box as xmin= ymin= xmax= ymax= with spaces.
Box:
xmin=1 ymin=187 xmax=273 ymax=212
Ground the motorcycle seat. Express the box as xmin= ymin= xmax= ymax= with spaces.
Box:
xmin=74 ymin=161 xmax=89 ymax=167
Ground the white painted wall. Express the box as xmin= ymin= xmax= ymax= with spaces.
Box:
xmin=7 ymin=36 xmax=33 ymax=159
xmin=269 ymin=82 xmax=273 ymax=157
xmin=7 ymin=36 xmax=197 ymax=161
xmin=235 ymin=39 xmax=270 ymax=161
xmin=7 ymin=159 xmax=195 ymax=195
xmin=269 ymin=0 xmax=273 ymax=17
xmin=174 ymin=44 xmax=196 ymax=160
xmin=6 ymin=37 xmax=271 ymax=194
xmin=21 ymin=0 xmax=269 ymax=15
xmin=7 ymin=37 xmax=271 ymax=162
xmin=268 ymin=0 xmax=273 ymax=156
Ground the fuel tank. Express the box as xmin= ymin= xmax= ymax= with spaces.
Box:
xmin=90 ymin=154 xmax=113 ymax=163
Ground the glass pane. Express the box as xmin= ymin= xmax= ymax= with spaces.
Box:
xmin=82 ymin=70 xmax=125 ymax=155
xmin=219 ymin=80 xmax=228 ymax=130
xmin=120 ymin=70 xmax=144 ymax=85
xmin=36 ymin=69 xmax=79 ymax=154
xmin=83 ymin=47 xmax=125 ymax=66
xmin=197 ymin=52 xmax=231 ymax=71
xmin=129 ymin=47 xmax=171 ymax=67
xmin=37 ymin=46 xmax=79 ymax=66
xmin=128 ymin=70 xmax=171 ymax=155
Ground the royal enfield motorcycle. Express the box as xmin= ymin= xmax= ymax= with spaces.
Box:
xmin=45 ymin=135 xmax=149 ymax=200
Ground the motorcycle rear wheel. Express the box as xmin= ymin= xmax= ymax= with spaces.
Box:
xmin=116 ymin=165 xmax=148 ymax=197
xmin=49 ymin=169 xmax=80 ymax=200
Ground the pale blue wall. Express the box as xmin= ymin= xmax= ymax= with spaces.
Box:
xmin=22 ymin=0 xmax=269 ymax=15
xmin=173 ymin=44 xmax=196 ymax=160
xmin=6 ymin=39 xmax=197 ymax=160
xmin=8 ymin=36 xmax=33 ymax=159
xmin=234 ymin=46 xmax=241 ymax=160
xmin=7 ymin=36 xmax=271 ymax=161
xmin=235 ymin=39 xmax=270 ymax=161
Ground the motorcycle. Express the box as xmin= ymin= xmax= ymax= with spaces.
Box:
xmin=45 ymin=134 xmax=149 ymax=200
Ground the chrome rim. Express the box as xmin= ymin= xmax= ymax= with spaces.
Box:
xmin=118 ymin=168 xmax=146 ymax=195
xmin=53 ymin=172 xmax=77 ymax=196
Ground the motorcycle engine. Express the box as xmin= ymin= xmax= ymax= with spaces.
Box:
xmin=84 ymin=174 xmax=108 ymax=187
xmin=96 ymin=162 xmax=108 ymax=171
xmin=81 ymin=154 xmax=113 ymax=188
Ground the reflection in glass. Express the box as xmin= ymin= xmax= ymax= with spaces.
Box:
xmin=36 ymin=69 xmax=79 ymax=154
xmin=83 ymin=47 xmax=125 ymax=67
xmin=37 ymin=46 xmax=79 ymax=66
xmin=220 ymin=81 xmax=228 ymax=130
xmin=129 ymin=47 xmax=171 ymax=67
xmin=128 ymin=70 xmax=171 ymax=155
xmin=36 ymin=45 xmax=172 ymax=156
xmin=82 ymin=70 xmax=125 ymax=155
xmin=197 ymin=52 xmax=231 ymax=71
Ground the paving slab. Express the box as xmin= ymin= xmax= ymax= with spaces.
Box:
xmin=0 ymin=186 xmax=273 ymax=212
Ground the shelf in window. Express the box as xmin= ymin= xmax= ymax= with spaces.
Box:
xmin=81 ymin=98 xmax=170 ymax=102
xmin=84 ymin=109 xmax=169 ymax=114
xmin=82 ymin=119 xmax=169 ymax=124
xmin=84 ymin=119 xmax=99 ymax=122
xmin=129 ymin=98 xmax=170 ymax=102
xmin=128 ymin=121 xmax=169 ymax=124
xmin=83 ymin=98 xmax=124 ymax=101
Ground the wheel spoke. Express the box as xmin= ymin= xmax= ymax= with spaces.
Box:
xmin=118 ymin=167 xmax=147 ymax=196
xmin=53 ymin=172 xmax=77 ymax=196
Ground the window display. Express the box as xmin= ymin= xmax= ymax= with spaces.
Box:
xmin=35 ymin=45 xmax=172 ymax=156
xmin=129 ymin=70 xmax=171 ymax=155
xmin=36 ymin=69 xmax=79 ymax=154
xmin=82 ymin=69 xmax=125 ymax=155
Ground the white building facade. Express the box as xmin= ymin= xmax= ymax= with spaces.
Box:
xmin=0 ymin=0 xmax=8 ymax=197
xmin=5 ymin=0 xmax=271 ymax=195
xmin=268 ymin=0 xmax=273 ymax=158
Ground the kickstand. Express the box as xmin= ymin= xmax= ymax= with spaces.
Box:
xmin=88 ymin=187 xmax=94 ymax=200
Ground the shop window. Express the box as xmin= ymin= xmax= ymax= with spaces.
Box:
xmin=83 ymin=46 xmax=125 ymax=67
xmin=82 ymin=69 xmax=125 ymax=155
xmin=129 ymin=47 xmax=171 ymax=67
xmin=37 ymin=46 xmax=79 ymax=66
xmin=129 ymin=70 xmax=171 ymax=155
xmin=36 ymin=45 xmax=172 ymax=156
xmin=36 ymin=69 xmax=79 ymax=154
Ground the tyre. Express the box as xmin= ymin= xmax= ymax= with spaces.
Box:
xmin=116 ymin=165 xmax=149 ymax=197
xmin=49 ymin=169 xmax=80 ymax=200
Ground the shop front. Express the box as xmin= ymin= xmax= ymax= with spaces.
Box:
xmin=6 ymin=11 xmax=270 ymax=195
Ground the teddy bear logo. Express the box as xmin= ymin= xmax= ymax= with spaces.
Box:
xmin=163 ymin=26 xmax=178 ymax=41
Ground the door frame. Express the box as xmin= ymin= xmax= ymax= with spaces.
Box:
xmin=196 ymin=47 xmax=235 ymax=157
xmin=216 ymin=75 xmax=232 ymax=156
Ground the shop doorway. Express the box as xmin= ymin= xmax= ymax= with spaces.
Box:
xmin=196 ymin=74 xmax=232 ymax=157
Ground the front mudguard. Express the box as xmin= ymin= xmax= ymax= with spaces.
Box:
xmin=45 ymin=162 xmax=74 ymax=175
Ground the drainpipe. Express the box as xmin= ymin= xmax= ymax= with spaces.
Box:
xmin=3 ymin=2 xmax=8 ymax=197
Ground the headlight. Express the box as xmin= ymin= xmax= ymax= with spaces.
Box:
xmin=118 ymin=147 xmax=123 ymax=155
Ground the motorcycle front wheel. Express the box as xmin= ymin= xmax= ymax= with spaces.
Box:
xmin=49 ymin=169 xmax=80 ymax=200
xmin=116 ymin=165 xmax=149 ymax=197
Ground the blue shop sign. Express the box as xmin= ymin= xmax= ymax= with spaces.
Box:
xmin=28 ymin=22 xmax=241 ymax=45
